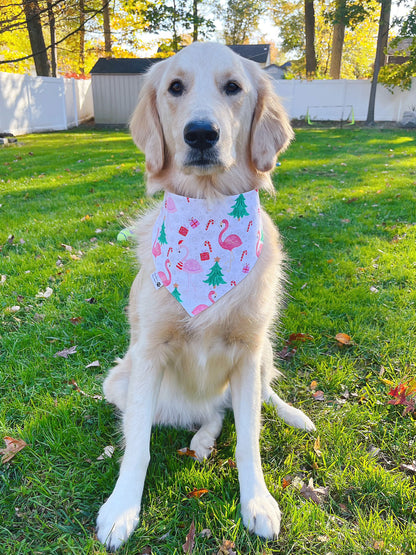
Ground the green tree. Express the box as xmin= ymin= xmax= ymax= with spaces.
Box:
xmin=379 ymin=5 xmax=416 ymax=90
xmin=158 ymin=222 xmax=168 ymax=245
xmin=171 ymin=284 xmax=183 ymax=302
xmin=220 ymin=0 xmax=265 ymax=44
xmin=204 ymin=258 xmax=227 ymax=287
xmin=228 ymin=194 xmax=249 ymax=220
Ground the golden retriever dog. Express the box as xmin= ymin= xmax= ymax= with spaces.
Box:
xmin=96 ymin=42 xmax=315 ymax=551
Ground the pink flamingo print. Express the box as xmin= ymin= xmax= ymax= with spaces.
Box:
xmin=218 ymin=218 xmax=242 ymax=268
xmin=256 ymin=230 xmax=263 ymax=257
xmin=191 ymin=290 xmax=216 ymax=316
xmin=177 ymin=240 xmax=203 ymax=287
xmin=152 ymin=236 xmax=161 ymax=257
xmin=157 ymin=259 xmax=171 ymax=287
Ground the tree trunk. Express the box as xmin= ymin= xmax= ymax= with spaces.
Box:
xmin=22 ymin=0 xmax=50 ymax=76
xmin=367 ymin=0 xmax=391 ymax=125
xmin=79 ymin=0 xmax=85 ymax=73
xmin=103 ymin=0 xmax=112 ymax=57
xmin=304 ymin=0 xmax=317 ymax=77
xmin=192 ymin=0 xmax=198 ymax=42
xmin=47 ymin=0 xmax=57 ymax=77
xmin=329 ymin=22 xmax=345 ymax=79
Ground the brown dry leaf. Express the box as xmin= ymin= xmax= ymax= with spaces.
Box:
xmin=277 ymin=345 xmax=297 ymax=361
xmin=61 ymin=243 xmax=73 ymax=252
xmin=182 ymin=520 xmax=195 ymax=554
xmin=310 ymin=380 xmax=318 ymax=390
xmin=288 ymin=333 xmax=314 ymax=343
xmin=70 ymin=317 xmax=83 ymax=325
xmin=335 ymin=333 xmax=353 ymax=346
xmin=177 ymin=447 xmax=198 ymax=460
xmin=282 ymin=476 xmax=292 ymax=489
xmin=373 ymin=541 xmax=385 ymax=550
xmin=186 ymin=487 xmax=209 ymax=499
xmin=300 ymin=478 xmax=329 ymax=505
xmin=227 ymin=458 xmax=236 ymax=468
xmin=69 ymin=379 xmax=103 ymax=400
xmin=54 ymin=345 xmax=77 ymax=358
xmin=217 ymin=539 xmax=236 ymax=555
xmin=140 ymin=546 xmax=152 ymax=555
xmin=1 ymin=436 xmax=27 ymax=464
xmin=312 ymin=390 xmax=325 ymax=401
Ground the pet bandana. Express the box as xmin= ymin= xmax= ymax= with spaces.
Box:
xmin=151 ymin=189 xmax=263 ymax=317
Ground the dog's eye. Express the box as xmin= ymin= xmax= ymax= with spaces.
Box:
xmin=224 ymin=81 xmax=241 ymax=96
xmin=168 ymin=80 xmax=184 ymax=96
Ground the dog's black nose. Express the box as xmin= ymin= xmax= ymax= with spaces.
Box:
xmin=184 ymin=121 xmax=220 ymax=150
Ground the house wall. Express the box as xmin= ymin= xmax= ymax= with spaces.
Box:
xmin=274 ymin=78 xmax=416 ymax=122
xmin=0 ymin=72 xmax=93 ymax=135
xmin=91 ymin=74 xmax=145 ymax=125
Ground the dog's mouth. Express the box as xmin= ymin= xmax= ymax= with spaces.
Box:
xmin=183 ymin=148 xmax=223 ymax=172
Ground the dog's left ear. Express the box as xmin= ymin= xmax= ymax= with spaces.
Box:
xmin=250 ymin=71 xmax=294 ymax=173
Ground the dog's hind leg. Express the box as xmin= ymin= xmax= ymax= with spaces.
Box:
xmin=261 ymin=339 xmax=315 ymax=432
xmin=103 ymin=355 xmax=131 ymax=413
xmin=190 ymin=411 xmax=224 ymax=461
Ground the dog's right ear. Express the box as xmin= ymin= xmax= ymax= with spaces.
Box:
xmin=130 ymin=62 xmax=165 ymax=175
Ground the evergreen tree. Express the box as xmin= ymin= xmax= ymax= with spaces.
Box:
xmin=203 ymin=258 xmax=227 ymax=287
xmin=228 ymin=194 xmax=249 ymax=220
xmin=158 ymin=221 xmax=168 ymax=244
xmin=171 ymin=283 xmax=182 ymax=302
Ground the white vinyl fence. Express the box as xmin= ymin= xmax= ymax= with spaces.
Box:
xmin=275 ymin=78 xmax=416 ymax=123
xmin=0 ymin=72 xmax=93 ymax=135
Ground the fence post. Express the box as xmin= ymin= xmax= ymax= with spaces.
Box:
xmin=72 ymin=78 xmax=79 ymax=127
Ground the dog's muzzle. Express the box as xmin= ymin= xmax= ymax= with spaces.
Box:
xmin=183 ymin=120 xmax=221 ymax=169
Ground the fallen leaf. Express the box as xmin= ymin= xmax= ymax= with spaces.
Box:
xmin=60 ymin=243 xmax=73 ymax=251
xmin=86 ymin=360 xmax=100 ymax=369
xmin=140 ymin=546 xmax=152 ymax=555
xmin=217 ymin=539 xmax=236 ymax=555
xmin=335 ymin=333 xmax=353 ymax=346
xmin=373 ymin=541 xmax=385 ymax=550
xmin=97 ymin=445 xmax=115 ymax=460
xmin=85 ymin=297 xmax=97 ymax=304
xmin=312 ymin=390 xmax=325 ymax=401
xmin=288 ymin=333 xmax=314 ymax=343
xmin=300 ymin=478 xmax=329 ymax=505
xmin=277 ymin=345 xmax=297 ymax=361
xmin=36 ymin=287 xmax=53 ymax=299
xmin=186 ymin=488 xmax=208 ymax=499
xmin=400 ymin=461 xmax=416 ymax=474
xmin=182 ymin=520 xmax=195 ymax=554
xmin=282 ymin=476 xmax=292 ymax=488
xmin=7 ymin=234 xmax=14 ymax=244
xmin=200 ymin=528 xmax=212 ymax=538
xmin=1 ymin=436 xmax=27 ymax=464
xmin=1 ymin=275 xmax=6 ymax=284
xmin=310 ymin=380 xmax=318 ymax=390
xmin=177 ymin=447 xmax=198 ymax=460
xmin=54 ymin=345 xmax=77 ymax=358
xmin=5 ymin=305 xmax=20 ymax=313
xmin=227 ymin=458 xmax=236 ymax=468
xmin=81 ymin=214 xmax=90 ymax=221
xmin=70 ymin=317 xmax=83 ymax=325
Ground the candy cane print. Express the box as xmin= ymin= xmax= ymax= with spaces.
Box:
xmin=246 ymin=220 xmax=253 ymax=232
xmin=167 ymin=247 xmax=173 ymax=256
xmin=204 ymin=240 xmax=212 ymax=253
xmin=205 ymin=219 xmax=214 ymax=231
xmin=240 ymin=250 xmax=248 ymax=261
xmin=231 ymin=281 xmax=236 ymax=286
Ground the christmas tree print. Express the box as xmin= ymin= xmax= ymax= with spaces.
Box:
xmin=171 ymin=283 xmax=182 ymax=303
xmin=228 ymin=194 xmax=249 ymax=220
xmin=158 ymin=221 xmax=167 ymax=244
xmin=203 ymin=257 xmax=227 ymax=287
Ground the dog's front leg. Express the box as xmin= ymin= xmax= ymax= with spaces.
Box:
xmin=230 ymin=352 xmax=281 ymax=539
xmin=96 ymin=343 xmax=163 ymax=551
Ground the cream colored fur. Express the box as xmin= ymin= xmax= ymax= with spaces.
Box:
xmin=96 ymin=42 xmax=315 ymax=551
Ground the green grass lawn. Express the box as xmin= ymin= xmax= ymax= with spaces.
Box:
xmin=1 ymin=126 xmax=415 ymax=554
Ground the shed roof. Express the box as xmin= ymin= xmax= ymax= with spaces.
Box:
xmin=90 ymin=57 xmax=161 ymax=75
xmin=227 ymin=44 xmax=270 ymax=63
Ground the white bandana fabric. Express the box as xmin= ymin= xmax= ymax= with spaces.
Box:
xmin=151 ymin=190 xmax=263 ymax=317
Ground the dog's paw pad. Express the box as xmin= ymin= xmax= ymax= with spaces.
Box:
xmin=241 ymin=494 xmax=281 ymax=539
xmin=96 ymin=494 xmax=140 ymax=551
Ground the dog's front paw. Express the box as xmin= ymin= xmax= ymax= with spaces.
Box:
xmin=190 ymin=429 xmax=216 ymax=461
xmin=96 ymin=492 xmax=140 ymax=551
xmin=241 ymin=493 xmax=281 ymax=539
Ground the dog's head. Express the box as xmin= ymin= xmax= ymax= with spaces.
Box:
xmin=130 ymin=42 xmax=293 ymax=196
